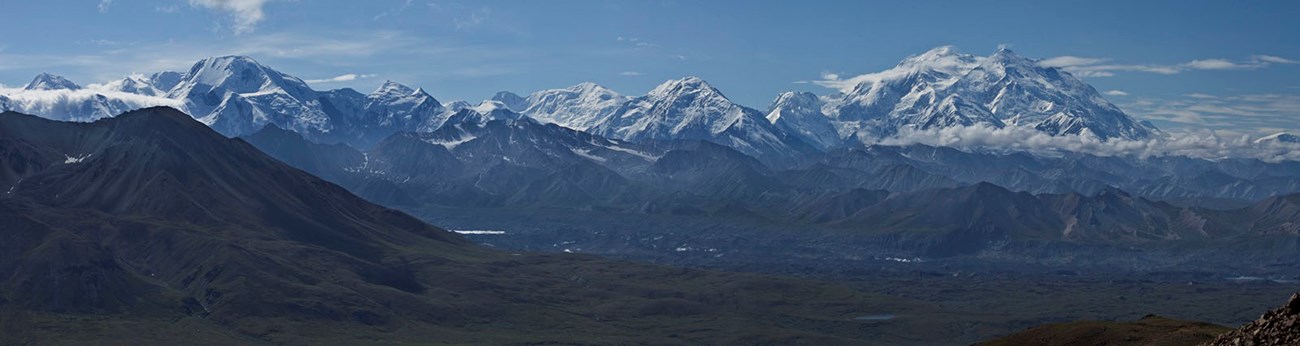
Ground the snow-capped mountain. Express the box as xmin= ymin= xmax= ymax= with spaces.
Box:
xmin=169 ymin=55 xmax=332 ymax=138
xmin=99 ymin=75 xmax=165 ymax=96
xmin=589 ymin=76 xmax=816 ymax=165
xmin=0 ymin=56 xmax=455 ymax=149
xmin=148 ymin=71 xmax=185 ymax=92
xmin=946 ymin=48 xmax=1155 ymax=139
xmin=24 ymin=73 xmax=82 ymax=91
xmin=787 ymin=46 xmax=1156 ymax=144
xmin=0 ymin=73 xmax=185 ymax=122
xmin=490 ymin=91 xmax=528 ymax=111
xmin=438 ymin=100 xmax=525 ymax=128
xmin=766 ymin=91 xmax=840 ymax=150
xmin=516 ymin=82 xmax=629 ymax=131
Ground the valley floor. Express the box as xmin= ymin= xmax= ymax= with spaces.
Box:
xmin=410 ymin=206 xmax=1300 ymax=345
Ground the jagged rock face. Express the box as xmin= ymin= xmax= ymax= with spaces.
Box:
xmin=1204 ymin=293 xmax=1300 ymax=346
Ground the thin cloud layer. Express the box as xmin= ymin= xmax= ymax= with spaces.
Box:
xmin=1040 ymin=54 xmax=1297 ymax=78
xmin=1121 ymin=93 xmax=1300 ymax=130
xmin=0 ymin=86 xmax=188 ymax=121
xmin=304 ymin=73 xmax=377 ymax=84
xmin=189 ymin=0 xmax=274 ymax=35
xmin=879 ymin=123 xmax=1300 ymax=162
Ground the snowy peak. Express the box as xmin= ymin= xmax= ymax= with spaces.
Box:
xmin=441 ymin=103 xmax=526 ymax=128
xmin=24 ymin=73 xmax=81 ymax=91
xmin=590 ymin=76 xmax=817 ymax=165
xmin=648 ymin=76 xmax=722 ymax=98
xmin=964 ymin=48 xmax=1042 ymax=81
xmin=896 ymin=45 xmax=980 ymax=73
xmin=951 ymin=48 xmax=1154 ymax=139
xmin=766 ymin=91 xmax=821 ymax=123
xmin=472 ymin=100 xmax=509 ymax=114
xmin=370 ymin=80 xmax=417 ymax=99
xmin=171 ymin=55 xmax=314 ymax=99
xmin=767 ymin=91 xmax=839 ymax=150
xmin=519 ymin=82 xmax=628 ymax=130
xmin=149 ymin=71 xmax=185 ymax=93
xmin=817 ymin=46 xmax=1156 ymax=142
xmin=102 ymin=75 xmax=162 ymax=96
xmin=490 ymin=91 xmax=528 ymax=111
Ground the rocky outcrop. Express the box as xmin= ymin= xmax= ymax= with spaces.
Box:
xmin=1204 ymin=293 xmax=1300 ymax=346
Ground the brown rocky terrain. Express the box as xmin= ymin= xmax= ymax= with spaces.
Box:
xmin=1203 ymin=293 xmax=1300 ymax=346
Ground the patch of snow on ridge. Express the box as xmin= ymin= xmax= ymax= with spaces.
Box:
xmin=450 ymin=230 xmax=506 ymax=235
xmin=64 ymin=154 xmax=92 ymax=164
xmin=424 ymin=134 xmax=477 ymax=150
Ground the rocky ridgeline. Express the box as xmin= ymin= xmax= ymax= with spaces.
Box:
xmin=1205 ymin=293 xmax=1300 ymax=346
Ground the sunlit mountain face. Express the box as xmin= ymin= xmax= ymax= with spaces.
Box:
xmin=2 ymin=2 xmax=1299 ymax=345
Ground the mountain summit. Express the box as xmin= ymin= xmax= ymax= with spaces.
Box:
xmin=775 ymin=46 xmax=1157 ymax=146
xmin=23 ymin=73 xmax=81 ymax=91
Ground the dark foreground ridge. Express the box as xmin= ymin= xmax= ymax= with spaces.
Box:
xmin=1203 ymin=293 xmax=1300 ymax=346
xmin=0 ymin=107 xmax=882 ymax=344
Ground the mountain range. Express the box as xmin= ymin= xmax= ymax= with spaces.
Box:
xmin=5 ymin=48 xmax=1300 ymax=271
xmin=0 ymin=47 xmax=1179 ymax=162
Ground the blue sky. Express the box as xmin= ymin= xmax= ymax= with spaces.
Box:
xmin=1 ymin=0 xmax=1298 ymax=134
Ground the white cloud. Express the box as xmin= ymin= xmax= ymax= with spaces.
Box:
xmin=670 ymin=54 xmax=687 ymax=60
xmin=189 ymin=0 xmax=274 ymax=35
xmin=1119 ymin=93 xmax=1300 ymax=134
xmin=98 ymin=0 xmax=113 ymax=13
xmin=1042 ymin=59 xmax=1182 ymax=78
xmin=618 ymin=71 xmax=642 ymax=76
xmin=1036 ymin=53 xmax=1294 ymax=78
xmin=878 ymin=123 xmax=1300 ymax=162
xmin=156 ymin=4 xmax=181 ymax=13
xmin=303 ymin=73 xmax=377 ymax=84
xmin=1038 ymin=56 xmax=1108 ymax=68
xmin=813 ymin=46 xmax=1300 ymax=87
xmin=1104 ymin=90 xmax=1128 ymax=96
xmin=0 ymin=86 xmax=188 ymax=121
xmin=1183 ymin=59 xmax=1248 ymax=70
xmin=1252 ymin=55 xmax=1299 ymax=64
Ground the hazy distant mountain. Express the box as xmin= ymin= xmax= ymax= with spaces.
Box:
xmin=489 ymin=90 xmax=528 ymax=111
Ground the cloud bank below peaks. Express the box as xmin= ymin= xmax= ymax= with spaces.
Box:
xmin=874 ymin=124 xmax=1300 ymax=163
